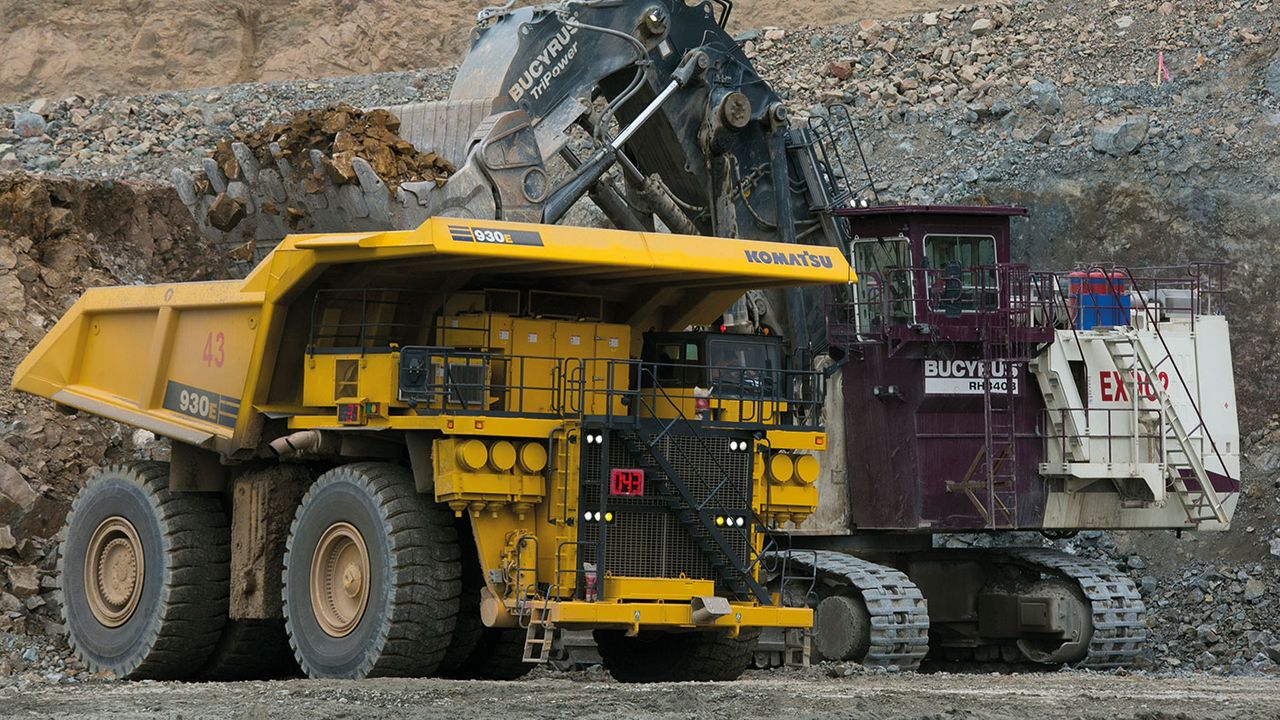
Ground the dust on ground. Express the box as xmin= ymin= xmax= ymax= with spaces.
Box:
xmin=5 ymin=671 xmax=1280 ymax=720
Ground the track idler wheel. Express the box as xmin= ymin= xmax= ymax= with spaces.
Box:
xmin=282 ymin=463 xmax=461 ymax=678
xmin=1013 ymin=579 xmax=1092 ymax=665
xmin=60 ymin=463 xmax=230 ymax=679
xmin=813 ymin=594 xmax=872 ymax=662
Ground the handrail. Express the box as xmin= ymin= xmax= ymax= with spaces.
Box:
xmin=623 ymin=376 xmax=773 ymax=592
xmin=397 ymin=345 xmax=824 ymax=429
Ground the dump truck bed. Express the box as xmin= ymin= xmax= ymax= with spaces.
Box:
xmin=14 ymin=217 xmax=850 ymax=457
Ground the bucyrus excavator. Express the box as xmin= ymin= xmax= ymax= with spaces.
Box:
xmin=19 ymin=0 xmax=1241 ymax=679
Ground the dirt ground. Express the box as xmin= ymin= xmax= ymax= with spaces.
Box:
xmin=5 ymin=671 xmax=1280 ymax=720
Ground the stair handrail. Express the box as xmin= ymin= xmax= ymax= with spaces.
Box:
xmin=623 ymin=370 xmax=775 ymax=602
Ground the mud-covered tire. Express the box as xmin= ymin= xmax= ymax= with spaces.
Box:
xmin=436 ymin=515 xmax=533 ymax=681
xmin=200 ymin=619 xmax=300 ymax=680
xmin=60 ymin=462 xmax=229 ymax=679
xmin=282 ymin=462 xmax=460 ymax=678
xmin=594 ymin=629 xmax=759 ymax=682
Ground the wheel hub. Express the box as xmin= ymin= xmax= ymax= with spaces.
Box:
xmin=311 ymin=522 xmax=370 ymax=637
xmin=84 ymin=516 xmax=144 ymax=627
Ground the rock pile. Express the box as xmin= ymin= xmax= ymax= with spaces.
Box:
xmin=0 ymin=632 xmax=96 ymax=687
xmin=214 ymin=103 xmax=453 ymax=189
xmin=199 ymin=103 xmax=455 ymax=232
xmin=1141 ymin=558 xmax=1280 ymax=674
xmin=0 ymin=533 xmax=60 ymax=639
xmin=1 ymin=70 xmax=456 ymax=182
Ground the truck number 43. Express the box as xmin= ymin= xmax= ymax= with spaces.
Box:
xmin=203 ymin=332 xmax=225 ymax=368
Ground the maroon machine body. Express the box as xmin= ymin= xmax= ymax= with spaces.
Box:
xmin=826 ymin=204 xmax=1054 ymax=531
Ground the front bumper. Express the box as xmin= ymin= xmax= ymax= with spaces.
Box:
xmin=548 ymin=600 xmax=812 ymax=633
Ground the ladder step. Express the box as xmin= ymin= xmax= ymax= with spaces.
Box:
xmin=522 ymin=610 xmax=556 ymax=664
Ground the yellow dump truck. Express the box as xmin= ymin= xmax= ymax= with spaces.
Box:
xmin=15 ymin=217 xmax=849 ymax=681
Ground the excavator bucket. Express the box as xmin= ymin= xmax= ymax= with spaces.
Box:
xmin=172 ymin=100 xmax=498 ymax=263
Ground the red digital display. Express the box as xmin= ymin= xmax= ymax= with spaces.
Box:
xmin=609 ymin=468 xmax=645 ymax=496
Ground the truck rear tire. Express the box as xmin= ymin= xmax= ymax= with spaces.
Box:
xmin=60 ymin=462 xmax=230 ymax=679
xmin=594 ymin=629 xmax=759 ymax=682
xmin=438 ymin=517 xmax=486 ymax=676
xmin=282 ymin=462 xmax=461 ymax=678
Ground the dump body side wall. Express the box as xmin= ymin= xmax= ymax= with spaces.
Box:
xmin=13 ymin=282 xmax=266 ymax=454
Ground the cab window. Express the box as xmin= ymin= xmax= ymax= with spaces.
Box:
xmin=851 ymin=237 xmax=913 ymax=330
xmin=707 ymin=337 xmax=781 ymax=398
xmin=923 ymin=234 xmax=997 ymax=312
xmin=654 ymin=342 xmax=703 ymax=386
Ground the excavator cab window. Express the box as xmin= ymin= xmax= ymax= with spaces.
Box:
xmin=923 ymin=234 xmax=997 ymax=313
xmin=851 ymin=238 xmax=914 ymax=331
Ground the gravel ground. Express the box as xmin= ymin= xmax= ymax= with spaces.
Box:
xmin=5 ymin=670 xmax=1280 ymax=720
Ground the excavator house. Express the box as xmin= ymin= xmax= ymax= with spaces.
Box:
xmin=14 ymin=219 xmax=846 ymax=681
xmin=784 ymin=204 xmax=1240 ymax=669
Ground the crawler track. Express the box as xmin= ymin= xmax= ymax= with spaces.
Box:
xmin=1000 ymin=548 xmax=1147 ymax=668
xmin=780 ymin=550 xmax=930 ymax=671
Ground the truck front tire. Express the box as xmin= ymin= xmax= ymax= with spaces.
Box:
xmin=282 ymin=462 xmax=460 ymax=678
xmin=594 ymin=628 xmax=759 ymax=682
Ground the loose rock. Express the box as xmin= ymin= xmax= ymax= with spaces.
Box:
xmin=1091 ymin=115 xmax=1149 ymax=156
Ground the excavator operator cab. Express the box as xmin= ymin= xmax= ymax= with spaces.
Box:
xmin=835 ymin=205 xmax=1026 ymax=340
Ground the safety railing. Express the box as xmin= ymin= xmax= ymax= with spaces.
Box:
xmin=602 ymin=358 xmax=824 ymax=430
xmin=1085 ymin=264 xmax=1232 ymax=521
xmin=395 ymin=346 xmax=825 ymax=430
xmin=829 ymin=261 xmax=1225 ymax=349
xmin=1085 ymin=262 xmax=1226 ymax=327
xmin=826 ymin=263 xmax=1057 ymax=351
xmin=1042 ymin=406 xmax=1174 ymax=467
xmin=308 ymin=288 xmax=435 ymax=352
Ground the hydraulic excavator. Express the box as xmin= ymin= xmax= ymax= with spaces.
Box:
xmin=31 ymin=0 xmax=1239 ymax=678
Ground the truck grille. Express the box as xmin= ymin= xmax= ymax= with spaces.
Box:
xmin=579 ymin=431 xmax=753 ymax=591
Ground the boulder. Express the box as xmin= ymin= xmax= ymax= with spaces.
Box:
xmin=6 ymin=565 xmax=39 ymax=598
xmin=1026 ymin=80 xmax=1062 ymax=115
xmin=826 ymin=61 xmax=853 ymax=81
xmin=12 ymin=112 xmax=46 ymax=139
xmin=0 ymin=462 xmax=38 ymax=510
xmin=206 ymin=193 xmax=246 ymax=232
xmin=1266 ymin=55 xmax=1280 ymax=98
xmin=1091 ymin=115 xmax=1149 ymax=156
